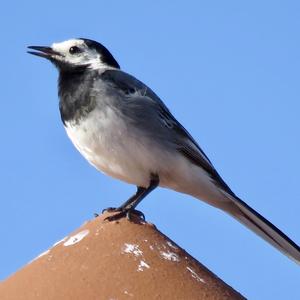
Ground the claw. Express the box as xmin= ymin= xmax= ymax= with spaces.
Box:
xmin=104 ymin=208 xmax=145 ymax=222
xmin=105 ymin=210 xmax=127 ymax=222
xmin=126 ymin=209 xmax=145 ymax=221
xmin=102 ymin=207 xmax=119 ymax=214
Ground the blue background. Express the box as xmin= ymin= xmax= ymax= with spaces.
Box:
xmin=1 ymin=1 xmax=300 ymax=298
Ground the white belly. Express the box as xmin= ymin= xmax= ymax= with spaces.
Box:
xmin=65 ymin=107 xmax=227 ymax=208
xmin=65 ymin=108 xmax=167 ymax=187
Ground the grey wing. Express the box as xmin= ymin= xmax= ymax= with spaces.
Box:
xmin=100 ymin=69 xmax=236 ymax=196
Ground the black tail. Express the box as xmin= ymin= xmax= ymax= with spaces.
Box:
xmin=226 ymin=195 xmax=300 ymax=264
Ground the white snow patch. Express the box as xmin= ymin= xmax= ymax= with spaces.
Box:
xmin=63 ymin=230 xmax=89 ymax=246
xmin=166 ymin=241 xmax=178 ymax=250
xmin=149 ymin=245 xmax=154 ymax=250
xmin=53 ymin=236 xmax=68 ymax=247
xmin=37 ymin=249 xmax=50 ymax=259
xmin=137 ymin=260 xmax=150 ymax=271
xmin=124 ymin=290 xmax=133 ymax=297
xmin=160 ymin=251 xmax=180 ymax=262
xmin=30 ymin=249 xmax=50 ymax=264
xmin=123 ymin=243 xmax=143 ymax=257
xmin=187 ymin=266 xmax=206 ymax=283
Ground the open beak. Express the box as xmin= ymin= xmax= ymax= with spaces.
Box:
xmin=27 ymin=46 xmax=61 ymax=59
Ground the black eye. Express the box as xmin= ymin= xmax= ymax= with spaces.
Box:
xmin=69 ymin=46 xmax=81 ymax=54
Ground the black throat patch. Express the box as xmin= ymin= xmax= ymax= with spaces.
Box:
xmin=58 ymin=68 xmax=97 ymax=125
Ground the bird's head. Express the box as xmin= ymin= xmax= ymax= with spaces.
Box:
xmin=28 ymin=38 xmax=120 ymax=71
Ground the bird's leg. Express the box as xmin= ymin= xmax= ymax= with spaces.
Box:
xmin=102 ymin=187 xmax=145 ymax=214
xmin=104 ymin=174 xmax=159 ymax=221
xmin=117 ymin=186 xmax=147 ymax=210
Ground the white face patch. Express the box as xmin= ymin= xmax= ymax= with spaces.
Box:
xmin=51 ymin=39 xmax=105 ymax=69
xmin=52 ymin=39 xmax=85 ymax=53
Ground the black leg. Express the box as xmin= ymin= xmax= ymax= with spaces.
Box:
xmin=102 ymin=186 xmax=146 ymax=214
xmin=117 ymin=186 xmax=147 ymax=210
xmin=104 ymin=174 xmax=159 ymax=221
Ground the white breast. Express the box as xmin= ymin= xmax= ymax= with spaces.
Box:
xmin=65 ymin=107 xmax=165 ymax=187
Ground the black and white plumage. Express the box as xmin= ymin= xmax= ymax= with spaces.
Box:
xmin=28 ymin=38 xmax=300 ymax=264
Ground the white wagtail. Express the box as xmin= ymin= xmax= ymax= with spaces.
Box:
xmin=28 ymin=38 xmax=300 ymax=264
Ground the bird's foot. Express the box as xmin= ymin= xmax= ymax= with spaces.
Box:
xmin=103 ymin=207 xmax=145 ymax=222
xmin=102 ymin=207 xmax=117 ymax=214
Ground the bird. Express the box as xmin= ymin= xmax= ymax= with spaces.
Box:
xmin=27 ymin=38 xmax=300 ymax=264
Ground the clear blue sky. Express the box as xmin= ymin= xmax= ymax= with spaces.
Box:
xmin=1 ymin=1 xmax=299 ymax=298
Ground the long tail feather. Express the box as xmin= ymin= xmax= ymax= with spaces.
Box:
xmin=225 ymin=195 xmax=300 ymax=264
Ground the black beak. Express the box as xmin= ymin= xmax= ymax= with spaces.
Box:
xmin=27 ymin=46 xmax=61 ymax=59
